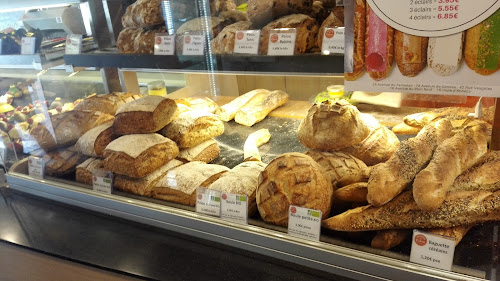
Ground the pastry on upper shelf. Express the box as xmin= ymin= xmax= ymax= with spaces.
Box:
xmin=216 ymin=89 xmax=270 ymax=122
xmin=259 ymin=14 xmax=319 ymax=55
xmin=234 ymin=90 xmax=289 ymax=126
xmin=113 ymin=96 xmax=179 ymax=135
xmin=210 ymin=0 xmax=237 ymax=16
xmin=133 ymin=25 xmax=167 ymax=54
xmin=103 ymin=133 xmax=179 ymax=178
xmin=211 ymin=21 xmax=254 ymax=54
xmin=317 ymin=7 xmax=344 ymax=49
xmin=74 ymin=92 xmax=142 ymax=115
xmin=76 ymin=157 xmax=104 ymax=185
xmin=247 ymin=0 xmax=313 ymax=27
xmin=177 ymin=139 xmax=220 ymax=163
xmin=75 ymin=122 xmax=115 ymax=158
xmin=117 ymin=28 xmax=142 ymax=53
xmin=42 ymin=146 xmax=89 ymax=177
xmin=175 ymin=97 xmax=220 ymax=114
xmin=160 ymin=111 xmax=224 ymax=148
xmin=122 ymin=0 xmax=164 ymax=28
xmin=309 ymin=1 xmax=329 ymax=24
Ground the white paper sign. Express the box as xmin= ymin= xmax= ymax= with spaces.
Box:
xmin=154 ymin=33 xmax=175 ymax=55
xmin=196 ymin=187 xmax=221 ymax=217
xmin=234 ymin=30 xmax=260 ymax=55
xmin=221 ymin=193 xmax=248 ymax=224
xmin=92 ymin=169 xmax=113 ymax=194
xmin=321 ymin=27 xmax=345 ymax=54
xmin=182 ymin=34 xmax=205 ymax=56
xmin=65 ymin=34 xmax=82 ymax=55
xmin=267 ymin=28 xmax=297 ymax=56
xmin=287 ymin=205 xmax=322 ymax=241
xmin=410 ymin=230 xmax=456 ymax=270
xmin=21 ymin=37 xmax=36 ymax=55
xmin=28 ymin=156 xmax=44 ymax=179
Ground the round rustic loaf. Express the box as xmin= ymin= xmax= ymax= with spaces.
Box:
xmin=256 ymin=153 xmax=333 ymax=226
xmin=211 ymin=21 xmax=254 ymax=54
xmin=297 ymin=100 xmax=372 ymax=150
xmin=247 ymin=0 xmax=313 ymax=27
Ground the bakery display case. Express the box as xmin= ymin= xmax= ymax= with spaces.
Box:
xmin=2 ymin=1 xmax=500 ymax=281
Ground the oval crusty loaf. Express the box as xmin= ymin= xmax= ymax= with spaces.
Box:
xmin=210 ymin=0 xmax=237 ymax=16
xmin=42 ymin=146 xmax=89 ymax=177
xmin=317 ymin=7 xmax=344 ymax=48
xmin=122 ymin=0 xmax=164 ymax=28
xmin=75 ymin=122 xmax=115 ymax=157
xmin=177 ymin=139 xmax=220 ymax=163
xmin=76 ymin=157 xmax=104 ymax=185
xmin=451 ymin=150 xmax=500 ymax=193
xmin=247 ymin=0 xmax=313 ymax=27
xmin=117 ymin=28 xmax=142 ymax=53
xmin=74 ymin=92 xmax=142 ymax=115
xmin=297 ymin=100 xmax=372 ymax=151
xmin=217 ymin=89 xmax=270 ymax=122
xmin=211 ymin=21 xmax=254 ymax=54
xmin=259 ymin=14 xmax=319 ymax=55
xmin=134 ymin=25 xmax=167 ymax=54
xmin=256 ymin=152 xmax=333 ymax=226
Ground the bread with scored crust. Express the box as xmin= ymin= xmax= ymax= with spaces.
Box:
xmin=451 ymin=150 xmax=500 ymax=192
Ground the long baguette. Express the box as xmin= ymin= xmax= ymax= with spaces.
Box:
xmin=217 ymin=89 xmax=269 ymax=122
xmin=426 ymin=225 xmax=473 ymax=245
xmin=235 ymin=90 xmax=289 ymax=126
xmin=413 ymin=124 xmax=488 ymax=211
xmin=322 ymin=190 xmax=500 ymax=231
xmin=451 ymin=150 xmax=500 ymax=192
xmin=367 ymin=119 xmax=452 ymax=206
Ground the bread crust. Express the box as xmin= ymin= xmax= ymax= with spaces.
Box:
xmin=122 ymin=0 xmax=164 ymax=28
xmin=161 ymin=112 xmax=224 ymax=148
xmin=43 ymin=146 xmax=89 ymax=177
xmin=75 ymin=122 xmax=115 ymax=157
xmin=452 ymin=150 xmax=500 ymax=192
xmin=235 ymin=90 xmax=289 ymax=126
xmin=334 ymin=182 xmax=368 ymax=203
xmin=76 ymin=158 xmax=104 ymax=185
xmin=74 ymin=92 xmax=142 ymax=115
xmin=177 ymin=139 xmax=220 ymax=163
xmin=247 ymin=0 xmax=313 ymax=27
xmin=211 ymin=21 xmax=254 ymax=54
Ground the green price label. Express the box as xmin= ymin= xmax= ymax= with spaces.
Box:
xmin=238 ymin=196 xmax=247 ymax=202
xmin=311 ymin=211 xmax=320 ymax=218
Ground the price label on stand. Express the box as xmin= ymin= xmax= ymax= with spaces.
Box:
xmin=65 ymin=34 xmax=82 ymax=54
xmin=233 ymin=30 xmax=260 ymax=55
xmin=267 ymin=28 xmax=297 ymax=56
xmin=154 ymin=33 xmax=175 ymax=55
xmin=196 ymin=187 xmax=221 ymax=217
xmin=220 ymin=193 xmax=248 ymax=224
xmin=321 ymin=27 xmax=345 ymax=54
xmin=182 ymin=34 xmax=205 ymax=56
xmin=410 ymin=230 xmax=456 ymax=270
xmin=287 ymin=205 xmax=322 ymax=241
xmin=92 ymin=169 xmax=113 ymax=194
xmin=28 ymin=156 xmax=44 ymax=179
xmin=21 ymin=37 xmax=36 ymax=54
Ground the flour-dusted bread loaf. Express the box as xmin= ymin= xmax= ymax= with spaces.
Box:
xmin=152 ymin=161 xmax=229 ymax=205
xmin=29 ymin=110 xmax=114 ymax=151
xmin=247 ymin=0 xmax=313 ymax=27
xmin=256 ymin=153 xmax=333 ymax=226
xmin=161 ymin=111 xmax=224 ymax=148
xmin=76 ymin=158 xmax=104 ymax=185
xmin=122 ymin=0 xmax=164 ymax=28
xmin=117 ymin=28 xmax=142 ymax=53
xmin=298 ymin=100 xmax=372 ymax=150
xmin=235 ymin=90 xmax=289 ymax=126
xmin=42 ymin=146 xmax=89 ymax=177
xmin=217 ymin=89 xmax=270 ymax=122
xmin=211 ymin=21 xmax=254 ymax=54
xmin=341 ymin=126 xmax=400 ymax=166
xmin=113 ymin=96 xmax=179 ymax=135
xmin=134 ymin=25 xmax=167 ymax=54
xmin=114 ymin=159 xmax=183 ymax=196
xmin=208 ymin=161 xmax=267 ymax=216
xmin=103 ymin=134 xmax=179 ymax=178
xmin=305 ymin=150 xmax=367 ymax=189
xmin=177 ymin=139 xmax=220 ymax=163
xmin=317 ymin=7 xmax=344 ymax=48
xmin=75 ymin=122 xmax=115 ymax=157
xmin=451 ymin=150 xmax=500 ymax=192
xmin=74 ymin=92 xmax=142 ymax=115
xmin=259 ymin=14 xmax=319 ymax=55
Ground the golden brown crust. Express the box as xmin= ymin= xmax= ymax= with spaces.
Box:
xmin=43 ymin=146 xmax=89 ymax=177
xmin=394 ymin=30 xmax=428 ymax=77
xmin=75 ymin=123 xmax=115 ymax=157
xmin=76 ymin=158 xmax=104 ymax=185
xmin=122 ymin=0 xmax=164 ymax=28
xmin=334 ymin=182 xmax=368 ymax=203
xmin=403 ymin=107 xmax=473 ymax=128
xmin=161 ymin=112 xmax=224 ymax=148
xmin=391 ymin=122 xmax=422 ymax=135
xmin=117 ymin=28 xmax=141 ymax=53
xmin=234 ymin=90 xmax=289 ymax=126
xmin=133 ymin=25 xmax=167 ymax=54
xmin=452 ymin=150 xmax=500 ymax=192
xmin=74 ymin=92 xmax=142 ymax=115
xmin=211 ymin=21 xmax=254 ymax=54
xmin=177 ymin=140 xmax=220 ymax=163
xmin=426 ymin=225 xmax=473 ymax=245
xmin=371 ymin=229 xmax=411 ymax=250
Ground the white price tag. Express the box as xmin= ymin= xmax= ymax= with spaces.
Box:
xmin=233 ymin=30 xmax=260 ymax=55
xmin=410 ymin=230 xmax=456 ymax=271
xmin=221 ymin=193 xmax=248 ymax=224
xmin=28 ymin=156 xmax=44 ymax=179
xmin=56 ymin=17 xmax=63 ymax=24
xmin=92 ymin=169 xmax=113 ymax=194
xmin=21 ymin=37 xmax=36 ymax=55
xmin=321 ymin=27 xmax=345 ymax=54
xmin=65 ymin=34 xmax=82 ymax=55
xmin=196 ymin=187 xmax=221 ymax=217
xmin=287 ymin=205 xmax=322 ymax=241
xmin=267 ymin=28 xmax=297 ymax=56
xmin=182 ymin=34 xmax=205 ymax=56
xmin=154 ymin=33 xmax=175 ymax=55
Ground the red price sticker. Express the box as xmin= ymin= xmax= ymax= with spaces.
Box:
xmin=156 ymin=37 xmax=162 ymax=44
xmin=222 ymin=193 xmax=227 ymax=200
xmin=184 ymin=36 xmax=191 ymax=44
xmin=325 ymin=29 xmax=335 ymax=39
xmin=414 ymin=234 xmax=427 ymax=246
xmin=236 ymin=32 xmax=244 ymax=40
xmin=270 ymin=34 xmax=279 ymax=43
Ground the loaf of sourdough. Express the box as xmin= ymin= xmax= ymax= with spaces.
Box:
xmin=42 ymin=146 xmax=89 ymax=177
xmin=75 ymin=122 xmax=115 ymax=157
xmin=76 ymin=158 xmax=104 ymax=185
xmin=259 ymin=14 xmax=319 ymax=55
xmin=134 ymin=25 xmax=167 ymax=54
xmin=177 ymin=139 xmax=220 ymax=163
xmin=208 ymin=161 xmax=267 ymax=216
xmin=317 ymin=7 xmax=344 ymax=48
xmin=122 ymin=0 xmax=164 ymax=28
xmin=451 ymin=150 xmax=500 ymax=192
xmin=152 ymin=161 xmax=229 ymax=205
xmin=247 ymin=0 xmax=313 ymax=27
xmin=113 ymin=96 xmax=179 ymax=135
xmin=114 ymin=159 xmax=183 ymax=196
xmin=161 ymin=111 xmax=224 ymax=148
xmin=103 ymin=134 xmax=179 ymax=178
xmin=235 ymin=90 xmax=289 ymax=126
xmin=29 ymin=110 xmax=114 ymax=151
xmin=217 ymin=89 xmax=270 ymax=122
xmin=297 ymin=100 xmax=372 ymax=150
xmin=117 ymin=28 xmax=142 ymax=53
xmin=211 ymin=21 xmax=254 ymax=54
xmin=74 ymin=92 xmax=142 ymax=115
xmin=256 ymin=153 xmax=333 ymax=226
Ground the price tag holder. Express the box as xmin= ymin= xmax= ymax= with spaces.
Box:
xmin=65 ymin=34 xmax=82 ymax=54
xmin=220 ymin=193 xmax=248 ymax=224
xmin=233 ymin=30 xmax=261 ymax=55
xmin=21 ymin=37 xmax=36 ymax=55
xmin=92 ymin=169 xmax=113 ymax=195
xmin=321 ymin=27 xmax=345 ymax=55
xmin=182 ymin=33 xmax=205 ymax=56
xmin=287 ymin=205 xmax=322 ymax=241
xmin=196 ymin=187 xmax=221 ymax=217
xmin=154 ymin=33 xmax=175 ymax=55
xmin=267 ymin=28 xmax=297 ymax=56
xmin=410 ymin=230 xmax=456 ymax=271
xmin=28 ymin=156 xmax=44 ymax=179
